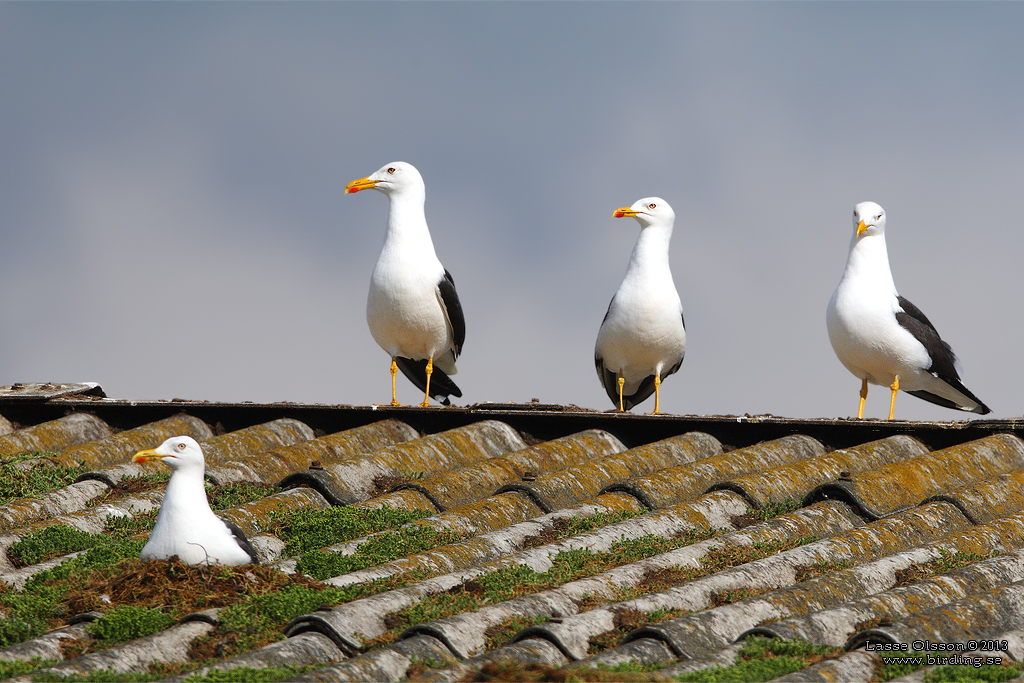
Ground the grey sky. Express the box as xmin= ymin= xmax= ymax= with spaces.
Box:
xmin=1 ymin=3 xmax=1021 ymax=420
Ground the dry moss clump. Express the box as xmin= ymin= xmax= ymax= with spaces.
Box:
xmin=63 ymin=558 xmax=322 ymax=618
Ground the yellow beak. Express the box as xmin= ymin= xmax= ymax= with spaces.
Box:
xmin=345 ymin=176 xmax=378 ymax=194
xmin=856 ymin=220 xmax=868 ymax=237
xmin=613 ymin=207 xmax=638 ymax=218
xmin=133 ymin=448 xmax=161 ymax=464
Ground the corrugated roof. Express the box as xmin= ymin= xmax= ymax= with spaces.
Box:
xmin=1 ymin=390 xmax=1024 ymax=682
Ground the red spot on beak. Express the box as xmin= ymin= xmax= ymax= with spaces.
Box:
xmin=613 ymin=210 xmax=625 ymax=218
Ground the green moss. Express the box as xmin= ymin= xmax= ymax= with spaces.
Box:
xmin=374 ymin=531 xmax=729 ymax=649
xmin=0 ymin=658 xmax=56 ymax=679
xmin=895 ymin=549 xmax=993 ymax=588
xmin=86 ymin=604 xmax=177 ymax=645
xmin=296 ymin=524 xmax=468 ymax=580
xmin=7 ymin=525 xmax=101 ymax=567
xmin=925 ymin=661 xmax=1024 ymax=682
xmin=208 ymin=482 xmax=281 ymax=511
xmin=561 ymin=509 xmax=643 ymax=537
xmin=32 ymin=669 xmax=185 ymax=683
xmin=0 ymin=456 xmax=84 ymax=505
xmin=0 ymin=538 xmax=146 ymax=647
xmin=203 ymin=583 xmax=364 ymax=656
xmin=270 ymin=504 xmax=433 ymax=556
xmin=103 ymin=511 xmax=159 ymax=540
xmin=183 ymin=666 xmax=319 ymax=683
xmin=674 ymin=637 xmax=841 ymax=682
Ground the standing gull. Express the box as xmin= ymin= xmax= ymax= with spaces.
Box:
xmin=827 ymin=201 xmax=990 ymax=419
xmin=133 ymin=436 xmax=258 ymax=566
xmin=595 ymin=197 xmax=686 ymax=414
xmin=346 ymin=162 xmax=465 ymax=407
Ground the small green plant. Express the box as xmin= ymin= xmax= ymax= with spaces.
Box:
xmin=925 ymin=661 xmax=1024 ymax=682
xmin=86 ymin=605 xmax=177 ymax=645
xmin=207 ymin=482 xmax=281 ymax=511
xmin=269 ymin=504 xmax=433 ymax=556
xmin=0 ymin=657 xmax=57 ymax=679
xmin=183 ymin=665 xmax=320 ymax=683
xmin=296 ymin=524 xmax=468 ymax=580
xmin=0 ymin=538 xmax=146 ymax=647
xmin=7 ymin=525 xmax=102 ymax=567
xmin=731 ymin=499 xmax=803 ymax=529
xmin=104 ymin=511 xmax=159 ymax=540
xmin=675 ymin=637 xmax=841 ymax=682
xmin=895 ymin=549 xmax=991 ymax=588
xmin=0 ymin=456 xmax=83 ymax=506
xmin=32 ymin=666 xmax=192 ymax=683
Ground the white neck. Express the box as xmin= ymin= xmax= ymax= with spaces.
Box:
xmin=381 ymin=190 xmax=439 ymax=260
xmin=624 ymin=224 xmax=673 ymax=279
xmin=155 ymin=468 xmax=213 ymax=525
xmin=844 ymin=232 xmax=897 ymax=295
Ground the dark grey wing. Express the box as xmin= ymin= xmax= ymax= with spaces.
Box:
xmin=594 ymin=353 xmax=622 ymax=409
xmin=395 ymin=357 xmax=462 ymax=405
xmin=896 ymin=295 xmax=991 ymax=414
xmin=895 ymin=296 xmax=959 ymax=380
xmin=594 ymin=298 xmax=618 ymax=407
xmin=220 ymin=517 xmax=259 ymax=564
xmin=439 ymin=269 xmax=465 ymax=358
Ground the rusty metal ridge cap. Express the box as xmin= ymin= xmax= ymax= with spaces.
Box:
xmin=282 ymin=614 xmax=362 ymax=657
xmin=510 ymin=625 xmax=583 ymax=661
xmin=74 ymin=471 xmax=120 ymax=488
xmin=735 ymin=626 xmax=785 ymax=642
xmin=919 ymin=494 xmax=983 ymax=525
xmin=597 ymin=483 xmax=660 ymax=510
xmin=802 ymin=479 xmax=894 ymax=521
xmin=620 ymin=624 xmax=689 ymax=658
xmin=844 ymin=626 xmax=906 ymax=652
xmin=492 ymin=484 xmax=555 ymax=514
xmin=702 ymin=481 xmax=763 ymax=510
xmin=178 ymin=608 xmax=220 ymax=626
xmin=277 ymin=470 xmax=359 ymax=507
xmin=398 ymin=624 xmax=470 ymax=660
xmin=390 ymin=483 xmax=448 ymax=513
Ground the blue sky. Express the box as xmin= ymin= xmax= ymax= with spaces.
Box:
xmin=1 ymin=3 xmax=1022 ymax=420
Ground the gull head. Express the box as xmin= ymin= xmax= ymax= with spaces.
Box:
xmin=345 ymin=161 xmax=424 ymax=197
xmin=854 ymin=201 xmax=886 ymax=238
xmin=133 ymin=436 xmax=206 ymax=475
xmin=613 ymin=197 xmax=675 ymax=230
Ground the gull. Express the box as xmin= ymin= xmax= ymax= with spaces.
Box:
xmin=134 ymin=436 xmax=257 ymax=565
xmin=827 ymin=201 xmax=990 ymax=419
xmin=346 ymin=162 xmax=465 ymax=407
xmin=595 ymin=197 xmax=686 ymax=413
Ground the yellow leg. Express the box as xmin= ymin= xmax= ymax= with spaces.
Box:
xmin=888 ymin=375 xmax=899 ymax=421
xmin=617 ymin=376 xmax=625 ymax=412
xmin=857 ymin=378 xmax=867 ymax=419
xmin=390 ymin=358 xmax=401 ymax=407
xmin=649 ymin=375 xmax=662 ymax=415
xmin=420 ymin=357 xmax=433 ymax=408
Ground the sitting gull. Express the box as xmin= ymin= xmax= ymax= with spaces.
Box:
xmin=346 ymin=162 xmax=465 ymax=407
xmin=595 ymin=197 xmax=686 ymax=414
xmin=133 ymin=436 xmax=258 ymax=565
xmin=827 ymin=201 xmax=990 ymax=419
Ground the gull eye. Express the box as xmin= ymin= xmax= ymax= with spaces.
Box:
xmin=876 ymin=213 xmax=882 ymax=220
xmin=648 ymin=203 xmax=657 ymax=210
xmin=386 ymin=167 xmax=396 ymax=175
xmin=176 ymin=442 xmax=186 ymax=451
